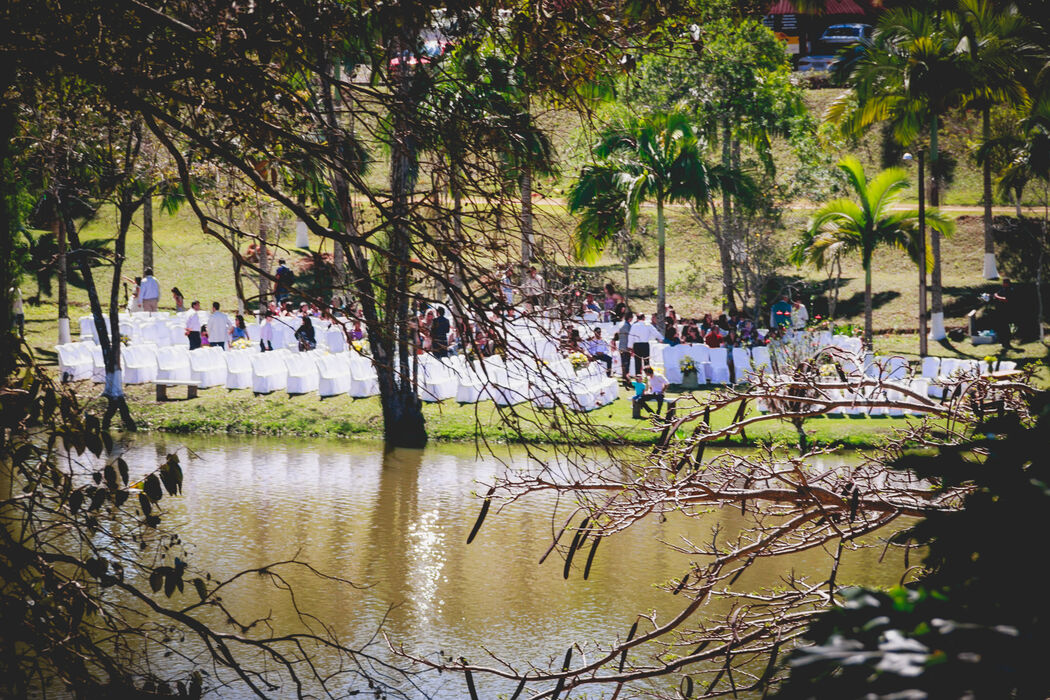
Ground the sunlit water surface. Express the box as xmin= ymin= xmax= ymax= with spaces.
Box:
xmin=102 ymin=434 xmax=906 ymax=698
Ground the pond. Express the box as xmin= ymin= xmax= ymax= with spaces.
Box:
xmin=109 ymin=434 xmax=908 ymax=698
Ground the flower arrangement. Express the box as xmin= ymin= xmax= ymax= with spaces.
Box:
xmin=680 ymin=356 xmax=697 ymax=374
xmin=806 ymin=315 xmax=831 ymax=332
xmin=983 ymin=355 xmax=997 ymax=373
xmin=351 ymin=340 xmax=370 ymax=357
xmin=119 ymin=334 xmax=131 ymax=346
xmin=569 ymin=352 xmax=589 ymax=370
xmin=231 ymin=337 xmax=252 ymax=350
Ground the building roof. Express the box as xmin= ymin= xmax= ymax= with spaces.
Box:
xmin=767 ymin=0 xmax=868 ymax=15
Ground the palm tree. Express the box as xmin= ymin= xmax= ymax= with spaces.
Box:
xmin=567 ymin=111 xmax=720 ymax=333
xmin=791 ymin=157 xmax=954 ymax=349
xmin=828 ymin=7 xmax=971 ymax=340
xmin=955 ymin=0 xmax=1032 ymax=279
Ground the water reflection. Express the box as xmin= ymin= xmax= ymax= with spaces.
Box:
xmin=108 ymin=435 xmax=908 ymax=698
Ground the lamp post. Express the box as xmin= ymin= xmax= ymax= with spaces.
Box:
xmin=904 ymin=151 xmax=928 ymax=357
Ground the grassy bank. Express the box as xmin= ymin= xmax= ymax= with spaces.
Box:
xmin=84 ymin=380 xmax=954 ymax=449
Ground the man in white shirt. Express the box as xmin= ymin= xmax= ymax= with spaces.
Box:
xmin=791 ymin=300 xmax=809 ymax=331
xmin=207 ymin=302 xmax=232 ymax=350
xmin=635 ymin=366 xmax=668 ymax=415
xmin=185 ymin=300 xmax=202 ymax=349
xmin=627 ymin=313 xmax=662 ymax=375
xmin=137 ymin=268 xmax=161 ymax=312
xmin=521 ymin=266 xmax=544 ymax=312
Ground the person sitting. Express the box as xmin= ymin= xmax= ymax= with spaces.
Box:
xmin=585 ymin=327 xmax=614 ymax=376
xmin=565 ymin=328 xmax=586 ymax=354
xmin=231 ymin=314 xmax=249 ymax=342
xmin=634 ymin=366 xmax=668 ymax=416
xmin=682 ymin=323 xmax=702 ymax=344
xmin=704 ymin=326 xmax=723 ymax=348
xmin=664 ymin=325 xmax=681 ymax=346
xmin=295 ymin=315 xmax=316 ymax=351
xmin=349 ymin=319 xmax=365 ymax=341
xmin=583 ymin=293 xmax=602 ymax=319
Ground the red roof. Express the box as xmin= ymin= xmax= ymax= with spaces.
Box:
xmin=767 ymin=0 xmax=867 ymax=15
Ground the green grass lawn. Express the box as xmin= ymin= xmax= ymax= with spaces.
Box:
xmin=83 ymin=379 xmax=944 ymax=449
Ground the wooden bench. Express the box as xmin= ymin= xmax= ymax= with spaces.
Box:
xmin=155 ymin=379 xmax=201 ymax=401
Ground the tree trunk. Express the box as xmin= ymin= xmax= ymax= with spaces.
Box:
xmin=386 ymin=68 xmax=427 ymax=448
xmin=719 ymin=119 xmax=737 ymax=313
xmin=143 ymin=192 xmax=154 ymax=271
xmin=929 ymin=116 xmax=946 ymax=341
xmin=655 ymin=196 xmax=666 ymax=335
xmin=0 ymin=95 xmax=17 ymax=377
xmin=1037 ymin=218 xmax=1045 ymax=342
xmin=257 ymin=209 xmax=269 ymax=308
xmin=519 ymin=165 xmax=533 ymax=264
xmin=982 ymin=105 xmax=998 ymax=280
xmin=622 ymin=255 xmax=630 ymax=309
xmin=59 ymin=192 xmax=135 ymax=431
xmin=863 ymin=260 xmax=873 ymax=350
xmin=57 ymin=208 xmax=70 ymax=344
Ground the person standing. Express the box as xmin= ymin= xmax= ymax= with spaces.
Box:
xmin=791 ymin=299 xmax=809 ymax=331
xmin=137 ymin=268 xmax=160 ymax=312
xmin=171 ymin=287 xmax=185 ymax=312
xmin=207 ymin=302 xmax=231 ymax=350
xmin=603 ymin=283 xmax=620 ymax=322
xmin=628 ymin=313 xmax=662 ymax=375
xmin=500 ymin=267 xmax=515 ymax=308
xmin=128 ymin=277 xmax=143 ymax=313
xmin=274 ymin=259 xmax=294 ymax=303
xmin=259 ymin=310 xmax=274 ymax=351
xmin=770 ymin=295 xmax=793 ymax=329
xmin=993 ymin=278 xmax=1014 ymax=350
xmin=617 ymin=312 xmax=634 ymax=385
xmin=521 ymin=266 xmax=544 ymax=312
xmin=430 ymin=306 xmax=451 ymax=359
xmin=185 ymin=300 xmax=202 ymax=350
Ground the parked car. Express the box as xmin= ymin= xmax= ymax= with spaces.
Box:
xmin=797 ymin=54 xmax=839 ymax=72
xmin=818 ymin=23 xmax=873 ymax=49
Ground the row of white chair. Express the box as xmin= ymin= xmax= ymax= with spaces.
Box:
xmin=756 ymin=378 xmax=933 ymax=417
xmin=661 ymin=345 xmax=770 ymax=385
xmin=920 ymin=356 xmax=1016 ymax=398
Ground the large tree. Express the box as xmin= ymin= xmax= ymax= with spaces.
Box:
xmin=829 ymin=6 xmax=972 ymax=340
xmin=569 ymin=110 xmax=720 ymax=333
xmin=791 ymin=157 xmax=954 ymax=348
xmin=955 ymin=0 xmax=1032 ymax=280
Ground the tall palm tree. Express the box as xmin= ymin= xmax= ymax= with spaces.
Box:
xmin=791 ymin=157 xmax=954 ymax=348
xmin=828 ymin=7 xmax=970 ymax=340
xmin=955 ymin=0 xmax=1032 ymax=279
xmin=567 ymin=111 xmax=722 ymax=333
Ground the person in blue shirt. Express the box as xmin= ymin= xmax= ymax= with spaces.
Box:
xmin=770 ymin=295 xmax=793 ymax=329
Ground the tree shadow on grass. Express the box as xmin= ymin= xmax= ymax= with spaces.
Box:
xmin=830 ymin=290 xmax=902 ymax=319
